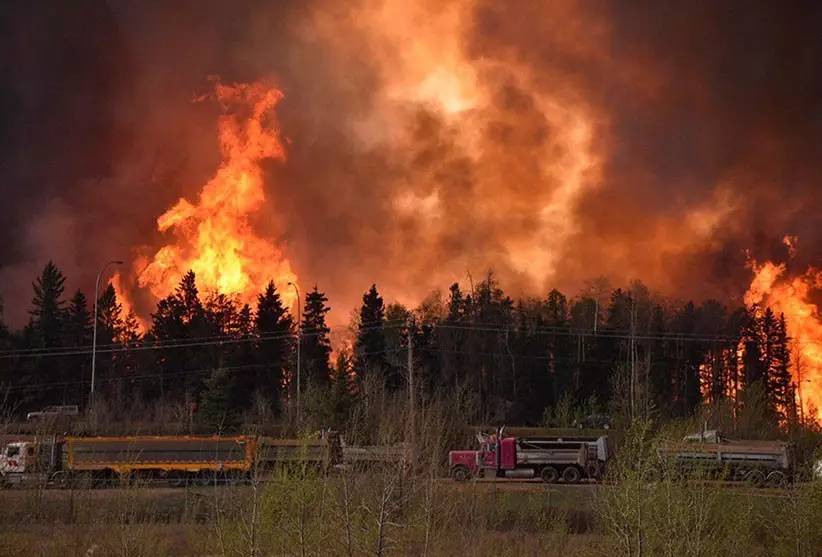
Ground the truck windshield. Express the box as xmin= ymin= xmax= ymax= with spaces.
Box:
xmin=6 ymin=446 xmax=20 ymax=458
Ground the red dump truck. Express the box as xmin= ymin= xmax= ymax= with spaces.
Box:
xmin=0 ymin=433 xmax=341 ymax=487
xmin=449 ymin=428 xmax=608 ymax=483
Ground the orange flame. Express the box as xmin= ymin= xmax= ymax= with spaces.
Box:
xmin=744 ymin=256 xmax=822 ymax=423
xmin=110 ymin=272 xmax=144 ymax=331
xmin=134 ymin=80 xmax=298 ymax=313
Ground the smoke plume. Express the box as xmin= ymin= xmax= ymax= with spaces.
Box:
xmin=1 ymin=0 xmax=820 ymax=327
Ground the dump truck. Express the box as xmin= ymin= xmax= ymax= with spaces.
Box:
xmin=449 ymin=428 xmax=608 ymax=483
xmin=0 ymin=432 xmax=342 ymax=487
xmin=657 ymin=430 xmax=794 ymax=487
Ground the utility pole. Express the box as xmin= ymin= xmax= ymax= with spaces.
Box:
xmin=91 ymin=259 xmax=123 ymax=404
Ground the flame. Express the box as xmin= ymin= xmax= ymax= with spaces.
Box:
xmin=111 ymin=272 xmax=145 ymax=331
xmin=134 ymin=80 xmax=298 ymax=312
xmin=744 ymin=257 xmax=822 ymax=423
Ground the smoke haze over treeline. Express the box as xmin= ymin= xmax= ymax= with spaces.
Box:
xmin=1 ymin=0 xmax=821 ymax=326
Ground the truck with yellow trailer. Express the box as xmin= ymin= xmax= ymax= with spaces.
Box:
xmin=0 ymin=433 xmax=341 ymax=487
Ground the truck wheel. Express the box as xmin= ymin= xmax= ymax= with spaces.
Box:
xmin=452 ymin=465 xmax=470 ymax=482
xmin=562 ymin=466 xmax=582 ymax=484
xmin=746 ymin=469 xmax=766 ymax=488
xmin=766 ymin=471 xmax=787 ymax=489
xmin=540 ymin=466 xmax=559 ymax=483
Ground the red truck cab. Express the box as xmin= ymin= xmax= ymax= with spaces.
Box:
xmin=448 ymin=434 xmax=518 ymax=481
xmin=449 ymin=429 xmax=607 ymax=483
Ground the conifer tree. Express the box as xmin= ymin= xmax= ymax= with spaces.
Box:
xmin=327 ymin=350 xmax=354 ymax=428
xmin=300 ymin=286 xmax=332 ymax=392
xmin=354 ymin=284 xmax=387 ymax=384
xmin=199 ymin=367 xmax=240 ymax=431
xmin=64 ymin=290 xmax=92 ymax=404
xmin=29 ymin=261 xmax=66 ymax=347
xmin=768 ymin=313 xmax=794 ymax=423
xmin=24 ymin=262 xmax=67 ymax=407
xmin=254 ymin=281 xmax=293 ymax=413
xmin=96 ymin=283 xmax=123 ymax=346
xmin=149 ymin=271 xmax=208 ymax=401
xmin=741 ymin=306 xmax=765 ymax=388
xmin=65 ymin=290 xmax=92 ymax=346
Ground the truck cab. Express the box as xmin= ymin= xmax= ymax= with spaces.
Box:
xmin=0 ymin=442 xmax=35 ymax=485
xmin=0 ymin=439 xmax=63 ymax=487
xmin=449 ymin=429 xmax=608 ymax=483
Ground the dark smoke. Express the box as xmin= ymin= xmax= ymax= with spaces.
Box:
xmin=1 ymin=0 xmax=820 ymax=327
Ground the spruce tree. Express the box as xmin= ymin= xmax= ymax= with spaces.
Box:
xmin=440 ymin=283 xmax=468 ymax=388
xmin=300 ymin=286 xmax=332 ymax=393
xmin=354 ymin=284 xmax=387 ymax=385
xmin=254 ymin=281 xmax=293 ymax=413
xmin=149 ymin=271 xmax=208 ymax=402
xmin=96 ymin=283 xmax=124 ymax=346
xmin=65 ymin=290 xmax=92 ymax=346
xmin=94 ymin=284 xmax=125 ymax=400
xmin=769 ymin=313 xmax=794 ymax=423
xmin=29 ymin=261 xmax=67 ymax=347
xmin=671 ymin=301 xmax=702 ymax=416
xmin=327 ymin=350 xmax=354 ymax=428
xmin=64 ymin=290 xmax=93 ymax=404
xmin=199 ymin=367 xmax=240 ymax=431
xmin=25 ymin=262 xmax=67 ymax=408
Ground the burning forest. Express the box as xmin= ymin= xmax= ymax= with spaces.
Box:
xmin=2 ymin=2 xmax=822 ymax=555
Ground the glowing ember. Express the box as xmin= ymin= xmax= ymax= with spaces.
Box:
xmin=135 ymin=80 xmax=298 ymax=311
xmin=744 ymin=257 xmax=822 ymax=423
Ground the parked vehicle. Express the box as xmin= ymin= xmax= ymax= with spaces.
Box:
xmin=0 ymin=432 xmax=342 ymax=487
xmin=657 ymin=430 xmax=794 ymax=487
xmin=26 ymin=405 xmax=80 ymax=421
xmin=449 ymin=428 xmax=608 ymax=483
xmin=573 ymin=413 xmax=612 ymax=430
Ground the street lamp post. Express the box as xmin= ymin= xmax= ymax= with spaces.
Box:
xmin=288 ymin=282 xmax=301 ymax=414
xmin=91 ymin=260 xmax=123 ymax=403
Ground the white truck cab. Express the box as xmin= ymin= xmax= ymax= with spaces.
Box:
xmin=0 ymin=441 xmax=36 ymax=482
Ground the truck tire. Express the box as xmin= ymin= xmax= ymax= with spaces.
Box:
xmin=540 ymin=466 xmax=559 ymax=483
xmin=562 ymin=466 xmax=582 ymax=484
xmin=766 ymin=471 xmax=787 ymax=488
xmin=451 ymin=465 xmax=470 ymax=482
xmin=745 ymin=469 xmax=766 ymax=488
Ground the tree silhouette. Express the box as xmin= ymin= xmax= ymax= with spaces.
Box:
xmin=254 ymin=281 xmax=293 ymax=414
xmin=300 ymin=286 xmax=332 ymax=393
xmin=354 ymin=284 xmax=387 ymax=385
xmin=29 ymin=261 xmax=66 ymax=348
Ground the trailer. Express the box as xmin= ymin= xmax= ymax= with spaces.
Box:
xmin=658 ymin=430 xmax=794 ymax=487
xmin=449 ymin=428 xmax=608 ymax=483
xmin=257 ymin=433 xmax=342 ymax=471
xmin=0 ymin=432 xmax=343 ymax=487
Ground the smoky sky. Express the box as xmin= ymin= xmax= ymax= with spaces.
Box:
xmin=1 ymin=0 xmax=821 ymax=327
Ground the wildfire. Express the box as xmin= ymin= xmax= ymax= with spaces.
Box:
xmin=744 ymin=256 xmax=822 ymax=423
xmin=133 ymin=80 xmax=298 ymax=313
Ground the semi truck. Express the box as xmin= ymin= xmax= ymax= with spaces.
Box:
xmin=0 ymin=433 xmax=342 ymax=487
xmin=658 ymin=430 xmax=794 ymax=487
xmin=449 ymin=428 xmax=608 ymax=483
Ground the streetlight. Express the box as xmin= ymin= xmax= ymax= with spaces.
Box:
xmin=91 ymin=260 xmax=123 ymax=403
xmin=288 ymin=281 xmax=301 ymax=413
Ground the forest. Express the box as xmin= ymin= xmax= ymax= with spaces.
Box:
xmin=0 ymin=261 xmax=807 ymax=438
